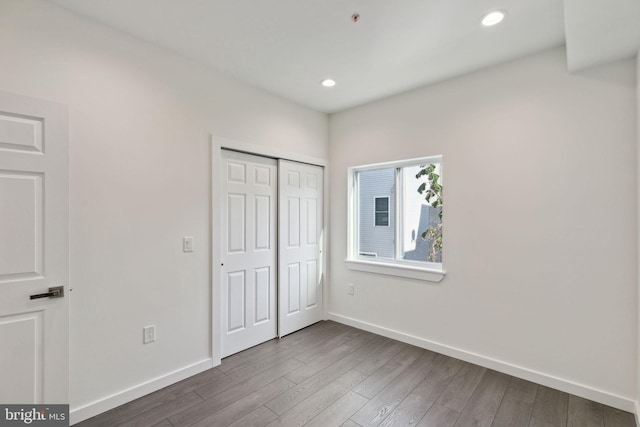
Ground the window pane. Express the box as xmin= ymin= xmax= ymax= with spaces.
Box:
xmin=375 ymin=197 xmax=389 ymax=212
xmin=358 ymin=168 xmax=394 ymax=259
xmin=375 ymin=212 xmax=389 ymax=226
xmin=401 ymin=164 xmax=442 ymax=263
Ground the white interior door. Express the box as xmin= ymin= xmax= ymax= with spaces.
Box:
xmin=221 ymin=150 xmax=277 ymax=357
xmin=278 ymin=160 xmax=323 ymax=337
xmin=0 ymin=92 xmax=69 ymax=403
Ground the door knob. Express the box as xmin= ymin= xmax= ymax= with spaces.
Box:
xmin=30 ymin=286 xmax=64 ymax=300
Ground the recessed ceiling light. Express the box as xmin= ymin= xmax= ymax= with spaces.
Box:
xmin=481 ymin=10 xmax=505 ymax=27
xmin=321 ymin=78 xmax=336 ymax=88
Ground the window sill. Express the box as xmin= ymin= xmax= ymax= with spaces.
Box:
xmin=344 ymin=259 xmax=446 ymax=283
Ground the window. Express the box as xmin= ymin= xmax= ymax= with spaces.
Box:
xmin=374 ymin=197 xmax=390 ymax=226
xmin=346 ymin=156 xmax=445 ymax=282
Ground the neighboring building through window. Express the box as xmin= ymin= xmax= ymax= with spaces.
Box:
xmin=348 ymin=156 xmax=443 ymax=278
xmin=358 ymin=168 xmax=394 ymax=258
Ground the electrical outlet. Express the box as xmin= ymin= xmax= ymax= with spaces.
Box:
xmin=143 ymin=325 xmax=156 ymax=344
xmin=183 ymin=237 xmax=194 ymax=252
xmin=348 ymin=283 xmax=355 ymax=296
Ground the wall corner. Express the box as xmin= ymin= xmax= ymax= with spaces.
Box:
xmin=636 ymin=49 xmax=640 ymax=425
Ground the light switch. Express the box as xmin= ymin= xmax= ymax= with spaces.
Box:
xmin=183 ymin=237 xmax=194 ymax=252
xmin=143 ymin=325 xmax=156 ymax=344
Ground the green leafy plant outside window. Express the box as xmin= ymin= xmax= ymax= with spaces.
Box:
xmin=416 ymin=164 xmax=442 ymax=262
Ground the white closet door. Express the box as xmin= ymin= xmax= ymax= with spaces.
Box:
xmin=278 ymin=160 xmax=324 ymax=337
xmin=221 ymin=150 xmax=277 ymax=357
xmin=0 ymin=92 xmax=69 ymax=403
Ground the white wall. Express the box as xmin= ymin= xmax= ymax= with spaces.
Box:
xmin=329 ymin=47 xmax=638 ymax=409
xmin=0 ymin=0 xmax=328 ymax=417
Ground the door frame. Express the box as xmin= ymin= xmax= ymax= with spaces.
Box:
xmin=211 ymin=136 xmax=328 ymax=365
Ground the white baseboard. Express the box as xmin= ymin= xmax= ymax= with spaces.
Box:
xmin=70 ymin=358 xmax=215 ymax=425
xmin=635 ymin=401 xmax=640 ymax=427
xmin=329 ymin=312 xmax=636 ymax=413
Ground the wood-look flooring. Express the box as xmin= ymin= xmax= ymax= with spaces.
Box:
xmin=76 ymin=321 xmax=636 ymax=427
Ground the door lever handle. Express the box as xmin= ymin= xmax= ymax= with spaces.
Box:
xmin=30 ymin=286 xmax=64 ymax=300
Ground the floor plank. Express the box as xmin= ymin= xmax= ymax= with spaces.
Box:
xmin=567 ymin=395 xmax=604 ymax=427
xmin=227 ymin=405 xmax=279 ymax=427
xmin=189 ymin=377 xmax=294 ymax=427
xmin=529 ymin=421 xmax=561 ymax=427
xmin=304 ymin=391 xmax=369 ymax=427
xmin=377 ymin=354 xmax=463 ymax=427
xmin=219 ymin=322 xmax=338 ymax=375
xmin=285 ymin=332 xmax=377 ymax=384
xmin=356 ymin=340 xmax=408 ymax=375
xmin=353 ymin=346 xmax=423 ymax=399
xmin=295 ymin=328 xmax=369 ymax=364
xmin=602 ymin=405 xmax=636 ymax=427
xmin=453 ymin=370 xmax=510 ymax=427
xmin=169 ymin=359 xmax=304 ymax=426
xmin=265 ymin=335 xmax=387 ymax=415
xmin=351 ymin=351 xmax=436 ymax=426
xmin=417 ymin=403 xmax=460 ymax=427
xmin=529 ymin=386 xmax=569 ymax=427
xmin=267 ymin=369 xmax=367 ymax=427
xmin=436 ymin=362 xmax=487 ymax=412
xmin=118 ymin=392 xmax=203 ymax=427
xmin=491 ymin=377 xmax=538 ymax=427
xmin=195 ymin=357 xmax=303 ymax=401
xmin=229 ymin=326 xmax=356 ymax=384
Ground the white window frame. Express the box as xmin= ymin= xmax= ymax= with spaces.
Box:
xmin=373 ymin=196 xmax=390 ymax=227
xmin=345 ymin=155 xmax=446 ymax=283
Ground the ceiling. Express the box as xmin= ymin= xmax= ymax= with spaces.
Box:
xmin=47 ymin=0 xmax=640 ymax=113
xmin=564 ymin=0 xmax=640 ymax=71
